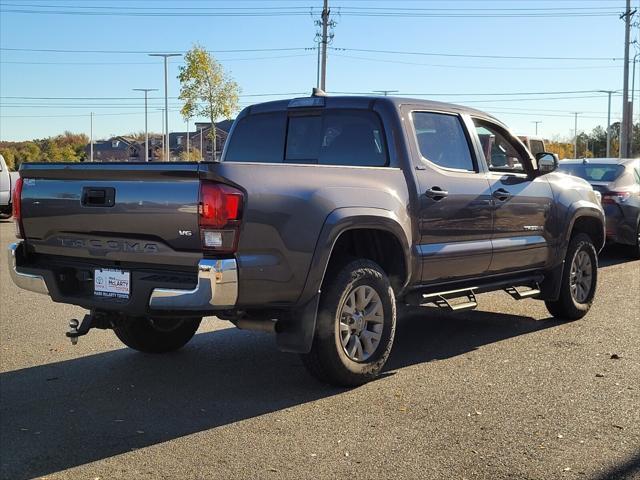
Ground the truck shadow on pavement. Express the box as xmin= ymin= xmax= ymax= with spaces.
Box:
xmin=0 ymin=310 xmax=558 ymax=479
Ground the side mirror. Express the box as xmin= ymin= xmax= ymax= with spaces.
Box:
xmin=536 ymin=152 xmax=559 ymax=174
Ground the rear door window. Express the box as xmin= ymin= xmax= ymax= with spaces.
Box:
xmin=224 ymin=111 xmax=286 ymax=163
xmin=412 ymin=112 xmax=475 ymax=171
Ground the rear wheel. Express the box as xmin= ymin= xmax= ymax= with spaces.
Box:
xmin=631 ymin=223 xmax=640 ymax=259
xmin=113 ymin=316 xmax=201 ymax=353
xmin=545 ymin=233 xmax=598 ymax=320
xmin=301 ymin=259 xmax=396 ymax=387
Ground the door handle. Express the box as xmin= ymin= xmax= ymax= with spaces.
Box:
xmin=82 ymin=186 xmax=116 ymax=207
xmin=425 ymin=186 xmax=449 ymax=201
xmin=492 ymin=188 xmax=511 ymax=201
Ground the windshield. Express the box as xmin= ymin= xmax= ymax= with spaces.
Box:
xmin=557 ymin=163 xmax=624 ymax=183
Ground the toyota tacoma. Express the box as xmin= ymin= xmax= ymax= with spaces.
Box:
xmin=9 ymin=93 xmax=605 ymax=386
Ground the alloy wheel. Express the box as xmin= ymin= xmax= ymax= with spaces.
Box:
xmin=337 ymin=285 xmax=384 ymax=362
xmin=569 ymin=250 xmax=593 ymax=303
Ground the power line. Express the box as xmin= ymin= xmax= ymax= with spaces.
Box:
xmin=0 ymin=90 xmax=619 ymax=101
xmin=331 ymin=47 xmax=623 ymax=62
xmin=0 ymin=46 xmax=620 ymax=61
xmin=0 ymin=47 xmax=310 ymax=54
xmin=0 ymin=53 xmax=314 ymax=65
xmin=329 ymin=53 xmax=623 ymax=71
xmin=0 ymin=4 xmax=625 ymax=18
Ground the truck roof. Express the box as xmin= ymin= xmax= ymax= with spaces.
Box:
xmin=244 ymin=95 xmax=505 ymax=126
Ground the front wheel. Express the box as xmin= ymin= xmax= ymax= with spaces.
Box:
xmin=301 ymin=259 xmax=396 ymax=387
xmin=113 ymin=316 xmax=201 ymax=353
xmin=545 ymin=233 xmax=598 ymax=320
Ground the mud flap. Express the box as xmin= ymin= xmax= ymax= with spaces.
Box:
xmin=539 ymin=261 xmax=564 ymax=301
xmin=275 ymin=292 xmax=321 ymax=353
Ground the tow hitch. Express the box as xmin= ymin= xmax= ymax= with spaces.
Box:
xmin=66 ymin=311 xmax=111 ymax=345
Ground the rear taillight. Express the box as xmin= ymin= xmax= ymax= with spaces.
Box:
xmin=12 ymin=177 xmax=24 ymax=239
xmin=602 ymin=191 xmax=631 ymax=204
xmin=199 ymin=182 xmax=243 ymax=253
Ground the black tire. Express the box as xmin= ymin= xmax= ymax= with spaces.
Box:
xmin=545 ymin=233 xmax=598 ymax=320
xmin=630 ymin=223 xmax=640 ymax=259
xmin=301 ymin=259 xmax=396 ymax=387
xmin=113 ymin=316 xmax=201 ymax=353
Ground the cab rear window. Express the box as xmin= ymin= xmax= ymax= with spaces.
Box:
xmin=223 ymin=111 xmax=287 ymax=163
xmin=224 ymin=109 xmax=388 ymax=167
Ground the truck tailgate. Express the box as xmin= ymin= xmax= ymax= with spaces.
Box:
xmin=19 ymin=163 xmax=202 ymax=267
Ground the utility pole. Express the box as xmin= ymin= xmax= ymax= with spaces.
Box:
xmin=572 ymin=112 xmax=581 ymax=158
xmin=186 ymin=118 xmax=190 ymax=159
xmin=532 ymin=121 xmax=542 ymax=136
xmin=373 ymin=90 xmax=399 ymax=96
xmin=320 ymin=0 xmax=330 ymax=91
xmin=133 ymin=88 xmax=157 ymax=162
xmin=90 ymin=112 xmax=94 ymax=162
xmin=149 ymin=53 xmax=181 ymax=161
xmin=599 ymin=90 xmax=615 ymax=157
xmin=620 ymin=0 xmax=635 ymax=158
xmin=199 ymin=125 xmax=204 ymax=161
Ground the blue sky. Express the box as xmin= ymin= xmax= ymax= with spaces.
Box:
xmin=0 ymin=0 xmax=636 ymax=141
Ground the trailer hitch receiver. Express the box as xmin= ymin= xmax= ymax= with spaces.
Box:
xmin=66 ymin=314 xmax=94 ymax=345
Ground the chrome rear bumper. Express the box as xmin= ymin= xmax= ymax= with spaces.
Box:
xmin=149 ymin=258 xmax=238 ymax=310
xmin=8 ymin=242 xmax=49 ymax=295
xmin=9 ymin=241 xmax=238 ymax=311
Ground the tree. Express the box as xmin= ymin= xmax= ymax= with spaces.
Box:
xmin=180 ymin=147 xmax=201 ymax=161
xmin=178 ymin=44 xmax=240 ymax=161
xmin=545 ymin=139 xmax=574 ymax=159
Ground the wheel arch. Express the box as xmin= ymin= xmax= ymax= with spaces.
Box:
xmin=299 ymin=207 xmax=413 ymax=306
xmin=276 ymin=207 xmax=413 ymax=354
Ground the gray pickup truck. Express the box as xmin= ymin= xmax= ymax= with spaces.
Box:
xmin=9 ymin=93 xmax=605 ymax=386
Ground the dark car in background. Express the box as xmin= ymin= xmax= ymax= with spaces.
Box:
xmin=558 ymin=158 xmax=640 ymax=257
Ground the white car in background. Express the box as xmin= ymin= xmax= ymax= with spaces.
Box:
xmin=518 ymin=135 xmax=546 ymax=157
xmin=0 ymin=154 xmax=19 ymax=219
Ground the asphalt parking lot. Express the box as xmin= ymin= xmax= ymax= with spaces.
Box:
xmin=0 ymin=219 xmax=639 ymax=480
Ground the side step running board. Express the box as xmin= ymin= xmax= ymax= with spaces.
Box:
xmin=504 ymin=285 xmax=541 ymax=300
xmin=419 ymin=288 xmax=478 ymax=312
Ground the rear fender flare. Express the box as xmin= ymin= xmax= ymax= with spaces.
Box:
xmin=276 ymin=207 xmax=412 ymax=353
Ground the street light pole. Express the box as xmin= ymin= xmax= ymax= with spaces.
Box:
xmin=373 ymin=90 xmax=399 ymax=96
xmin=571 ymin=112 xmax=581 ymax=158
xmin=90 ymin=111 xmax=94 ymax=162
xmin=199 ymin=126 xmax=203 ymax=161
xmin=133 ymin=88 xmax=158 ymax=162
xmin=532 ymin=121 xmax=542 ymax=136
xmin=599 ymin=90 xmax=615 ymax=157
xmin=149 ymin=53 xmax=181 ymax=161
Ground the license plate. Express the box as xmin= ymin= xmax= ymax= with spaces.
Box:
xmin=94 ymin=268 xmax=130 ymax=299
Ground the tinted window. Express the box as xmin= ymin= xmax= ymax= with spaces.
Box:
xmin=224 ymin=112 xmax=286 ymax=163
xmin=474 ymin=121 xmax=526 ymax=173
xmin=412 ymin=112 xmax=475 ymax=171
xmin=285 ymin=115 xmax=323 ymax=163
xmin=557 ymin=163 xmax=625 ymax=182
xmin=285 ymin=110 xmax=388 ymax=167
xmin=529 ymin=140 xmax=545 ymax=156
